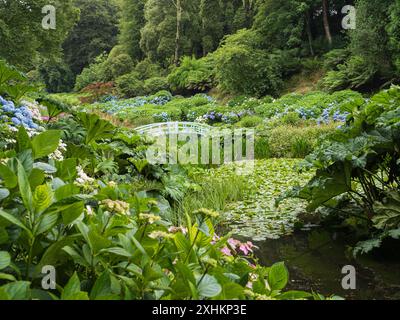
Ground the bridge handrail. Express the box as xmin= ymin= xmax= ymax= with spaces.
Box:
xmin=135 ymin=122 xmax=213 ymax=136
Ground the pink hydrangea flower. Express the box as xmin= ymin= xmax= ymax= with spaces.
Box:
xmin=228 ymin=238 xmax=241 ymax=249
xmin=221 ymin=247 xmax=232 ymax=256
xmin=239 ymin=242 xmax=254 ymax=256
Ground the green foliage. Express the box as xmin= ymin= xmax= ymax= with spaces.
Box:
xmin=107 ymin=54 xmax=135 ymax=79
xmin=213 ymin=29 xmax=284 ymax=97
xmin=74 ymin=54 xmax=111 ymax=91
xmin=236 ymin=116 xmax=263 ymax=128
xmin=118 ymin=0 xmax=146 ymax=61
xmin=0 ymin=120 xmax=313 ymax=301
xmin=387 ymin=1 xmax=400 ymax=74
xmin=63 ymin=0 xmax=119 ymax=76
xmin=349 ymin=0 xmax=394 ymax=81
xmin=253 ymin=0 xmax=309 ymax=50
xmin=283 ymin=86 xmax=400 ymax=254
xmin=267 ymin=124 xmax=336 ymax=158
xmin=144 ymin=77 xmax=169 ymax=95
xmin=0 ymin=60 xmax=36 ymax=102
xmin=76 ymin=112 xmax=116 ymax=144
xmin=38 ymin=60 xmax=75 ymax=93
xmin=0 ymin=0 xmax=79 ymax=70
xmin=134 ymin=59 xmax=164 ymax=80
xmin=321 ymin=56 xmax=378 ymax=92
xmin=115 ymin=72 xmax=146 ymax=98
xmin=168 ymin=56 xmax=215 ymax=93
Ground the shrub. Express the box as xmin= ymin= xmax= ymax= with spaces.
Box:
xmin=290 ymin=137 xmax=314 ymax=158
xmin=144 ymin=77 xmax=169 ymax=94
xmin=115 ymin=72 xmax=146 ymax=98
xmin=134 ymin=59 xmax=164 ymax=80
xmin=323 ymin=49 xmax=350 ymax=71
xmin=236 ymin=115 xmax=263 ymax=128
xmin=301 ymin=58 xmax=323 ymax=75
xmin=38 ymin=60 xmax=75 ymax=93
xmin=282 ymin=86 xmax=400 ymax=255
xmin=255 ymin=135 xmax=271 ymax=159
xmin=74 ymin=54 xmax=110 ymax=91
xmin=213 ymin=29 xmax=283 ymax=97
xmin=321 ymin=56 xmax=378 ymax=92
xmin=108 ymin=53 xmax=134 ymax=79
xmin=168 ymin=56 xmax=215 ymax=93
xmin=267 ymin=124 xmax=337 ymax=158
xmin=279 ymin=112 xmax=302 ymax=126
xmin=79 ymin=82 xmax=116 ymax=104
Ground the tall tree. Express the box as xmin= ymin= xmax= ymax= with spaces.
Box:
xmin=140 ymin=0 xmax=201 ymax=65
xmin=173 ymin=0 xmax=183 ymax=65
xmin=63 ymin=0 xmax=119 ymax=76
xmin=253 ymin=0 xmax=307 ymax=50
xmin=118 ymin=0 xmax=145 ymax=61
xmin=0 ymin=0 xmax=78 ymax=70
xmin=350 ymin=0 xmax=394 ymax=78
xmin=200 ymin=0 xmax=224 ymax=55
xmin=322 ymin=0 xmax=332 ymax=45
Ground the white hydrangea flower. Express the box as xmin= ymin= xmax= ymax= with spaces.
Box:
xmin=20 ymin=100 xmax=44 ymax=121
xmin=49 ymin=139 xmax=67 ymax=161
xmin=75 ymin=166 xmax=95 ymax=186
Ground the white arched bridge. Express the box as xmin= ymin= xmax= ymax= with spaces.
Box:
xmin=135 ymin=122 xmax=213 ymax=137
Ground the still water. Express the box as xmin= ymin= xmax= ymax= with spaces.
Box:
xmin=249 ymin=230 xmax=400 ymax=300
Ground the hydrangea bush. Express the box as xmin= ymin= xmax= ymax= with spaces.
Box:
xmin=0 ymin=96 xmax=42 ymax=130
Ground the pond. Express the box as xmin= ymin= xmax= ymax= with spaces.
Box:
xmin=249 ymin=229 xmax=400 ymax=300
xmin=212 ymin=159 xmax=400 ymax=299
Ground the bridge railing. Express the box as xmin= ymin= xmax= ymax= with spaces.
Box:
xmin=135 ymin=122 xmax=213 ymax=137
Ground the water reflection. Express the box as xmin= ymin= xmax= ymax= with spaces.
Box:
xmin=250 ymin=229 xmax=400 ymax=300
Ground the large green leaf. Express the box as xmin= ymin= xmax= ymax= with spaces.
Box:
xmin=29 ymin=168 xmax=45 ymax=190
xmin=35 ymin=211 xmax=59 ymax=236
xmin=0 ymin=281 xmax=31 ymax=300
xmin=33 ymin=184 xmax=54 ymax=215
xmin=300 ymin=162 xmax=352 ymax=211
xmin=76 ymin=113 xmax=115 ymax=144
xmin=62 ymin=272 xmax=89 ymax=300
xmin=33 ymin=162 xmax=57 ymax=174
xmin=54 ymin=184 xmax=80 ymax=202
xmin=0 ymin=273 xmax=16 ymax=282
xmin=17 ymin=160 xmax=33 ymax=213
xmin=88 ymin=228 xmax=112 ymax=254
xmin=0 ymin=209 xmax=32 ymax=237
xmin=31 ymin=130 xmax=62 ymax=159
xmin=196 ymin=274 xmax=222 ymax=298
xmin=0 ymin=164 xmax=17 ymax=189
xmin=90 ymin=271 xmax=119 ymax=300
xmin=16 ymin=126 xmax=31 ymax=153
xmin=60 ymin=201 xmax=84 ymax=225
xmin=0 ymin=251 xmax=11 ymax=270
xmin=0 ymin=60 xmax=26 ymax=86
xmin=0 ymin=228 xmax=8 ymax=244
xmin=268 ymin=262 xmax=289 ymax=291
xmin=37 ymin=235 xmax=80 ymax=271
xmin=38 ymin=98 xmax=64 ymax=121
xmin=55 ymin=158 xmax=77 ymax=182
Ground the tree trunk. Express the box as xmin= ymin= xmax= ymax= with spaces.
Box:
xmin=306 ymin=11 xmax=315 ymax=56
xmin=322 ymin=0 xmax=332 ymax=46
xmin=174 ymin=0 xmax=183 ymax=66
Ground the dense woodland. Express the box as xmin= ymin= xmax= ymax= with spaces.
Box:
xmin=0 ymin=0 xmax=400 ymax=300
xmin=0 ymin=0 xmax=399 ymax=96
